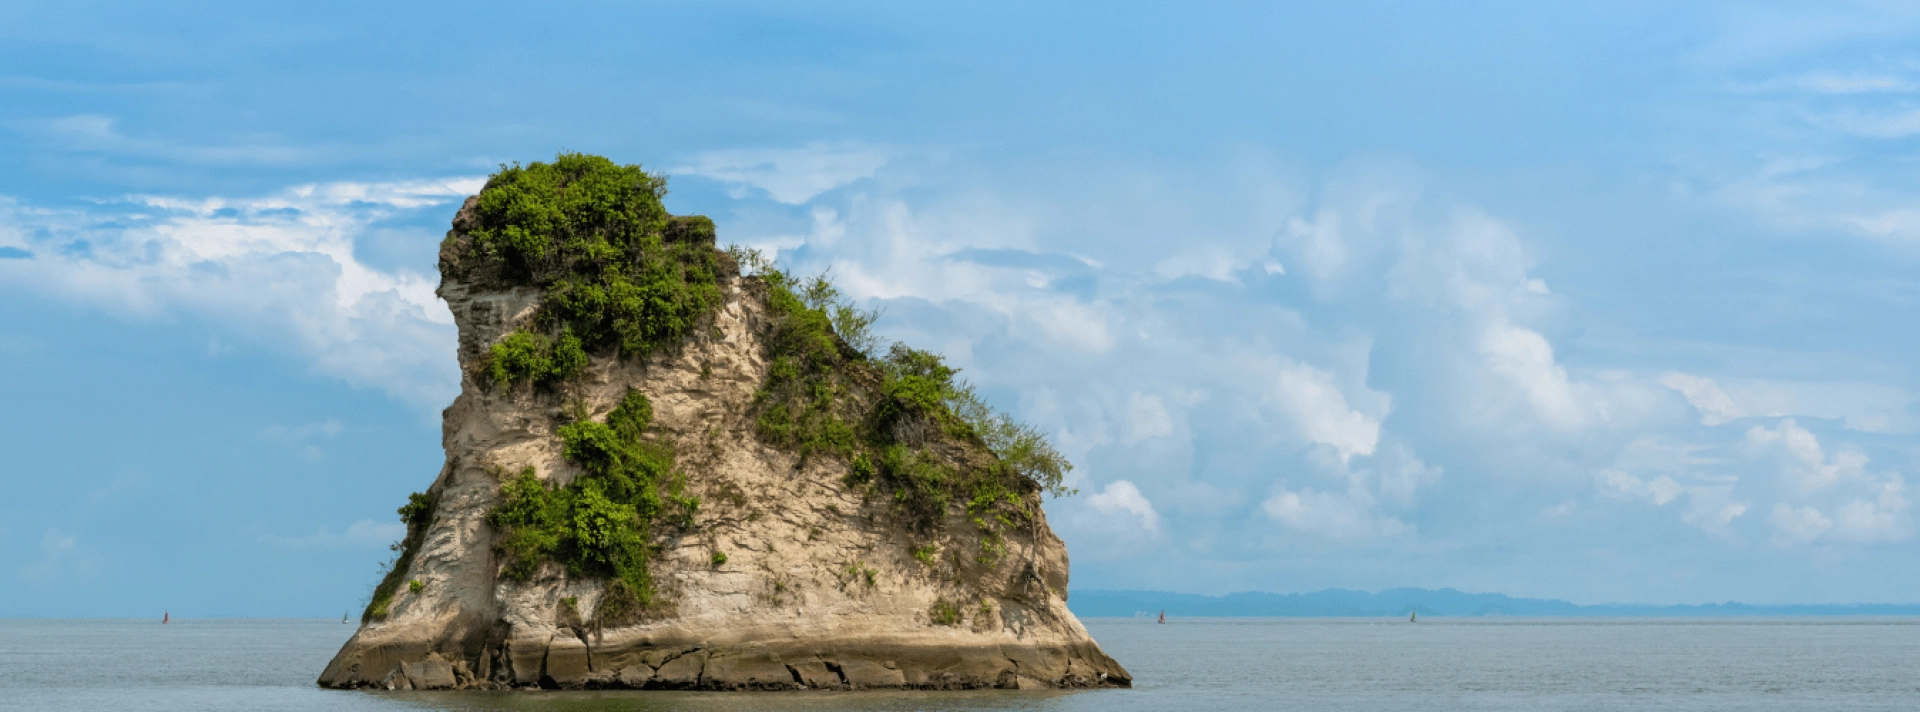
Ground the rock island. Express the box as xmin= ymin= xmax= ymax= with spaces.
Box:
xmin=317 ymin=154 xmax=1131 ymax=691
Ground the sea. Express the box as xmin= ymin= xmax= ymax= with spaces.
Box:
xmin=2 ymin=617 xmax=1917 ymax=711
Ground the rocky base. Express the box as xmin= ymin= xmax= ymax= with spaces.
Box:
xmin=321 ymin=636 xmax=1129 ymax=691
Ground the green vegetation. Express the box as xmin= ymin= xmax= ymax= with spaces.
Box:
xmin=911 ymin=543 xmax=938 ymax=567
xmin=488 ymin=329 xmax=587 ymax=388
xmin=488 ymin=388 xmax=683 ymax=624
xmin=851 ymin=560 xmax=878 ymax=587
xmin=929 ymin=599 xmax=962 ymax=626
xmin=746 ymin=259 xmax=876 ymax=460
xmin=364 ymin=491 xmax=436 ymax=622
xmin=710 ymin=550 xmax=728 ymax=567
xmin=734 ymin=247 xmax=1075 ymax=552
xmin=407 ymin=579 xmax=424 ymax=593
xmin=453 ymin=153 xmax=728 ymax=389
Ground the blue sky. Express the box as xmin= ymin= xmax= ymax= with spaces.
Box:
xmin=5 ymin=1 xmax=1920 ymax=616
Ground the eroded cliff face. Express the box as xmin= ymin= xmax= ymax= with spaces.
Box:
xmin=316 ymin=198 xmax=1130 ymax=691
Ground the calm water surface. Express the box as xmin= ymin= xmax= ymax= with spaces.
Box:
xmin=2 ymin=617 xmax=1916 ymax=710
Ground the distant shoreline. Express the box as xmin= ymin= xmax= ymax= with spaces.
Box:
xmin=1069 ymin=588 xmax=1920 ymax=618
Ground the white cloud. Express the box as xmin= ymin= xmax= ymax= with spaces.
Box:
xmin=1153 ymin=243 xmax=1271 ymax=282
xmin=1086 ymin=480 xmax=1161 ymax=534
xmin=1599 ymin=468 xmax=1685 ymax=506
xmin=1595 ymin=435 xmax=1750 ymax=536
xmin=1262 ymin=487 xmax=1410 ymax=541
xmin=1266 ymin=359 xmax=1385 ymax=463
xmin=689 ymin=147 xmax=1905 ymax=562
xmin=1370 ymin=443 xmax=1442 ymax=509
xmin=1769 ymin=503 xmax=1833 ymax=545
xmin=0 ymin=178 xmax=480 ymax=410
xmin=1744 ymin=419 xmax=1865 ymax=490
xmin=1285 ymin=180 xmax=1659 ymax=437
xmin=675 ymin=141 xmax=894 ymax=204
xmin=1829 ymin=476 xmax=1908 ymax=542
xmin=1681 ymin=490 xmax=1749 ymax=535
xmin=1661 ymin=372 xmax=1748 ymax=425
xmin=1717 ymin=381 xmax=1917 ymax=434
xmin=1478 ymin=321 xmax=1583 ymax=429
xmin=1748 ymin=420 xmax=1909 ymax=544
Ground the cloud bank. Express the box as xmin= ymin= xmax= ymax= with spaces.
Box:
xmin=0 ymin=178 xmax=479 ymax=410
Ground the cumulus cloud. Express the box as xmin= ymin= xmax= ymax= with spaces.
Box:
xmin=1086 ymin=480 xmax=1161 ymax=534
xmin=1746 ymin=419 xmax=1909 ymax=544
xmin=1262 ymin=442 xmax=1434 ymax=541
xmin=724 ymin=152 xmax=1773 ymax=558
xmin=1265 ymin=358 xmax=1385 ymax=463
xmin=1275 ymin=172 xmax=1683 ymax=439
xmin=1369 ymin=443 xmax=1443 ymax=509
xmin=1744 ymin=419 xmax=1865 ymax=491
xmin=1681 ymin=488 xmax=1750 ymax=536
xmin=1594 ymin=435 xmax=1749 ymax=536
xmin=1661 ymin=372 xmax=1748 ymax=425
xmin=1830 ymin=476 xmax=1909 ymax=542
xmin=1477 ymin=321 xmax=1583 ymax=429
xmin=1719 ymin=381 xmax=1917 ymax=434
xmin=1599 ymin=468 xmax=1685 ymax=506
xmin=1769 ymin=503 xmax=1833 ymax=545
xmin=0 ymin=177 xmax=479 ymax=410
xmin=1262 ymin=487 xmax=1410 ymax=541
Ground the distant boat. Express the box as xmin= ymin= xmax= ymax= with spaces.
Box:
xmin=162 ymin=611 xmax=169 ymax=624
xmin=1409 ymin=610 xmax=1416 ymax=623
xmin=343 ymin=611 xmax=350 ymax=624
xmin=1157 ymin=610 xmax=1165 ymax=624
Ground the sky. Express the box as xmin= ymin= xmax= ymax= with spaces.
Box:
xmin=3 ymin=0 xmax=1920 ymax=616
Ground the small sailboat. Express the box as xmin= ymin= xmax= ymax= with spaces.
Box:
xmin=1157 ymin=610 xmax=1165 ymax=624
xmin=162 ymin=611 xmax=169 ymax=624
xmin=1409 ymin=609 xmax=1416 ymax=623
xmin=342 ymin=611 xmax=350 ymax=624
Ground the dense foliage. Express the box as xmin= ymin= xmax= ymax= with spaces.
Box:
xmin=488 ymin=388 xmax=697 ymax=623
xmin=458 ymin=153 xmax=727 ymax=388
xmin=363 ymin=491 xmax=436 ymax=622
xmin=734 ymin=247 xmax=1076 ymax=552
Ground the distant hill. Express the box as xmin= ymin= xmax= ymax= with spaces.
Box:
xmin=1068 ymin=588 xmax=1920 ymax=618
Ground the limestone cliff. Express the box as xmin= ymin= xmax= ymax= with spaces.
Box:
xmin=317 ymin=159 xmax=1129 ymax=692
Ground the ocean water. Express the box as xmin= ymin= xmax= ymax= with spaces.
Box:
xmin=2 ymin=617 xmax=1917 ymax=711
